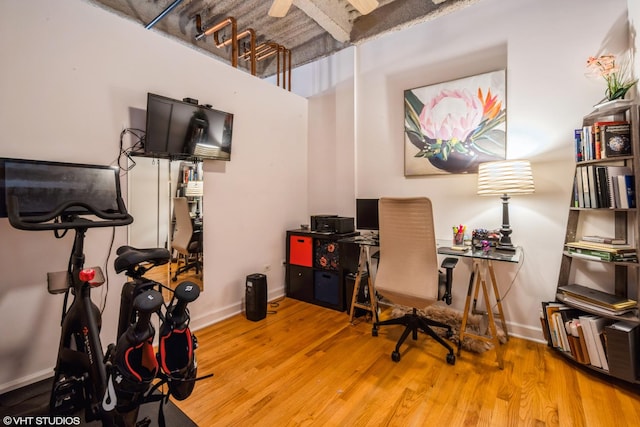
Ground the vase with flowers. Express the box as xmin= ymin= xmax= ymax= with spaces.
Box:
xmin=586 ymin=53 xmax=638 ymax=103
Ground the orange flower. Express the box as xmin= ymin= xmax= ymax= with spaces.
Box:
xmin=478 ymin=88 xmax=502 ymax=120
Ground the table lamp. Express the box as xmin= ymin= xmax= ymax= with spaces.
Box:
xmin=477 ymin=160 xmax=535 ymax=251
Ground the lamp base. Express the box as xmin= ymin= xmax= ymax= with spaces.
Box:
xmin=496 ymin=243 xmax=516 ymax=252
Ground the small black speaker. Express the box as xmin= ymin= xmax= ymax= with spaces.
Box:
xmin=246 ymin=273 xmax=267 ymax=321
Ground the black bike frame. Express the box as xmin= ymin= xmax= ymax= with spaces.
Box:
xmin=51 ymin=226 xmax=112 ymax=422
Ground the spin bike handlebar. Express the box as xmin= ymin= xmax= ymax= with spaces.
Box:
xmin=167 ymin=282 xmax=200 ymax=328
xmin=7 ymin=196 xmax=133 ymax=231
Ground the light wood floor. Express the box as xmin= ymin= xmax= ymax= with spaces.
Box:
xmin=173 ymin=298 xmax=640 ymax=427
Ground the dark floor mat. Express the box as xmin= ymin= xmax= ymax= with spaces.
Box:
xmin=0 ymin=377 xmax=196 ymax=426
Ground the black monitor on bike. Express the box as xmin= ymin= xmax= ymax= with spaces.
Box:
xmin=1 ymin=158 xmax=132 ymax=230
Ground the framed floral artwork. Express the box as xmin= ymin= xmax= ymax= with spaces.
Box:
xmin=404 ymin=70 xmax=507 ymax=176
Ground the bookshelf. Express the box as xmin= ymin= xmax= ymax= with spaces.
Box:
xmin=546 ymin=102 xmax=640 ymax=385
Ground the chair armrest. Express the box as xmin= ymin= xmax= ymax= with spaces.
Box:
xmin=439 ymin=257 xmax=458 ymax=305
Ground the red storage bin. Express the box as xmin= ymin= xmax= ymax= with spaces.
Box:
xmin=289 ymin=235 xmax=312 ymax=267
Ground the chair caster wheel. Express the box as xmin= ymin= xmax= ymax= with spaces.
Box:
xmin=372 ymin=328 xmax=378 ymax=337
xmin=446 ymin=353 xmax=456 ymax=365
xmin=391 ymin=351 xmax=401 ymax=362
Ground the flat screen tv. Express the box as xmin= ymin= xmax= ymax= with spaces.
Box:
xmin=0 ymin=158 xmax=124 ymax=219
xmin=144 ymin=92 xmax=234 ymax=161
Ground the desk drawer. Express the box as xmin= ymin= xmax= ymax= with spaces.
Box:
xmin=289 ymin=235 xmax=313 ymax=267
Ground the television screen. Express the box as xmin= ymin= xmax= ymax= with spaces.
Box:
xmin=0 ymin=158 xmax=123 ymax=218
xmin=356 ymin=198 xmax=379 ymax=231
xmin=144 ymin=92 xmax=234 ymax=161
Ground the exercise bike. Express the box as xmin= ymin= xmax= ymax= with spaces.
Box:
xmin=4 ymin=158 xmax=206 ymax=426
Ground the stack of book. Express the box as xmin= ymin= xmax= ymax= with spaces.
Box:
xmin=558 ymin=283 xmax=638 ymax=316
xmin=571 ymin=165 xmax=635 ymax=209
xmin=541 ymin=301 xmax=615 ymax=370
xmin=574 ymin=121 xmax=631 ymax=161
xmin=565 ymin=237 xmax=637 ymax=262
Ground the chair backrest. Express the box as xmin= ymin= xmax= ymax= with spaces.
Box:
xmin=172 ymin=197 xmax=194 ymax=255
xmin=374 ymin=197 xmax=439 ymax=304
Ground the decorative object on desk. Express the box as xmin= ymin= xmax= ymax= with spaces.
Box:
xmin=403 ymin=70 xmax=506 ymax=176
xmin=471 ymin=228 xmax=500 ymax=249
xmin=391 ymin=303 xmax=507 ymax=353
xmin=586 ymin=53 xmax=638 ymax=102
xmin=477 ymin=160 xmax=535 ymax=251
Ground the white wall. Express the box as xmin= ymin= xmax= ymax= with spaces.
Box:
xmin=298 ymin=0 xmax=630 ymax=341
xmin=0 ymin=0 xmax=308 ymax=392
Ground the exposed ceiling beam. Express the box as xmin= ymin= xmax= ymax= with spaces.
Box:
xmin=293 ymin=0 xmax=351 ymax=43
xmin=348 ymin=0 xmax=379 ymax=15
xmin=268 ymin=0 xmax=293 ymax=18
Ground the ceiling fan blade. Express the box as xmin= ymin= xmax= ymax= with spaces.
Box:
xmin=347 ymin=0 xmax=379 ymax=15
xmin=268 ymin=0 xmax=294 ymax=17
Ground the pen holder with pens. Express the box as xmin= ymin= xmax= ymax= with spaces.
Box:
xmin=452 ymin=225 xmax=466 ymax=246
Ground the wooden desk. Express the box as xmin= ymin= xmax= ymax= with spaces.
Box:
xmin=438 ymin=242 xmax=521 ymax=369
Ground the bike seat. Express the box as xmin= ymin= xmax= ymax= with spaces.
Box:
xmin=114 ymin=246 xmax=171 ymax=273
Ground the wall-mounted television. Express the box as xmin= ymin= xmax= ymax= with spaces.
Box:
xmin=144 ymin=92 xmax=234 ymax=161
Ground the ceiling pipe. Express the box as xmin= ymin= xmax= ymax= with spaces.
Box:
xmin=145 ymin=0 xmax=184 ymax=29
xmin=195 ymin=16 xmax=290 ymax=90
xmin=195 ymin=16 xmax=238 ymax=68
xmin=215 ymin=28 xmax=257 ymax=76
xmin=254 ymin=43 xmax=291 ymax=91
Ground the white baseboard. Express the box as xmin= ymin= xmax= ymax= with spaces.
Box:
xmin=0 ymin=368 xmax=53 ymax=395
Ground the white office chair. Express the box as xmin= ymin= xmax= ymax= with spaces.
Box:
xmin=372 ymin=197 xmax=457 ymax=364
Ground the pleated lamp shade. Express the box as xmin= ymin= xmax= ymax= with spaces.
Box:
xmin=477 ymin=160 xmax=535 ymax=196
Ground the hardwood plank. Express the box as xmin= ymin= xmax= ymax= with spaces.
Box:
xmin=174 ymin=298 xmax=640 ymax=426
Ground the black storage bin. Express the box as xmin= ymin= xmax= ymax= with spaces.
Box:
xmin=314 ymin=271 xmax=340 ymax=306
xmin=314 ymin=240 xmax=340 ymax=271
xmin=288 ymin=265 xmax=314 ymax=302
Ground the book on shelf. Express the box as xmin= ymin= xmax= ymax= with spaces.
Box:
xmin=602 ymin=122 xmax=632 ymax=158
xmin=575 ymin=321 xmax=591 ymax=365
xmin=616 ymin=174 xmax=636 ymax=209
xmin=586 ymin=316 xmax=614 ymax=371
xmin=574 ymin=129 xmax=583 ymax=162
xmin=564 ymin=244 xmax=637 ymax=262
xmin=562 ymin=294 xmax=637 ymax=316
xmin=559 ymin=283 xmax=638 ymax=310
xmin=566 ymin=241 xmax=635 ymax=253
xmin=578 ymin=315 xmax=605 ymax=369
xmin=542 ymin=302 xmax=573 ymax=348
xmin=572 ymin=166 xmax=633 ymax=209
xmin=566 ymin=250 xmax=637 ymax=263
xmin=541 ymin=301 xmax=610 ymax=367
xmin=580 ymin=235 xmax=627 ymax=245
xmin=606 ymin=166 xmax=632 ymax=208
xmin=574 ymin=122 xmax=631 ymax=161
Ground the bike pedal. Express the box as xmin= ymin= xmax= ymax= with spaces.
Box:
xmin=51 ymin=375 xmax=86 ymax=414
